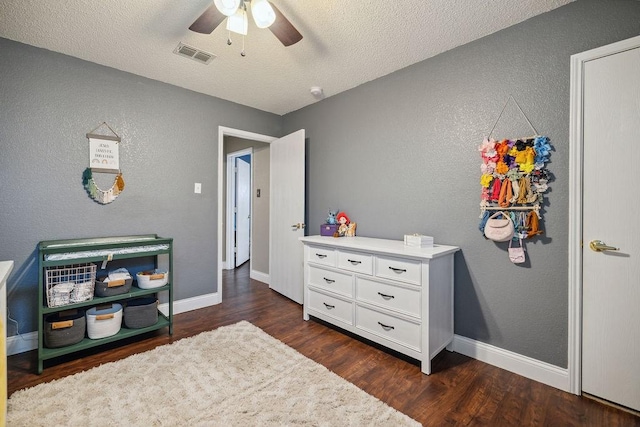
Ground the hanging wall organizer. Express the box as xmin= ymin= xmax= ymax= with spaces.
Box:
xmin=478 ymin=96 xmax=552 ymax=240
xmin=83 ymin=122 xmax=125 ymax=204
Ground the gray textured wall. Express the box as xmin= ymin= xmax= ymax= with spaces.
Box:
xmin=250 ymin=144 xmax=270 ymax=275
xmin=2 ymin=0 xmax=639 ymax=367
xmin=0 ymin=38 xmax=282 ymax=335
xmin=283 ymin=0 xmax=640 ymax=367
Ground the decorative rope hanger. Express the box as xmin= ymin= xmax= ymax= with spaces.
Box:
xmin=478 ymin=96 xmax=552 ymax=236
xmin=487 ymin=95 xmax=538 ymax=140
xmin=86 ymin=121 xmax=121 ymax=142
xmin=83 ymin=122 xmax=125 ymax=204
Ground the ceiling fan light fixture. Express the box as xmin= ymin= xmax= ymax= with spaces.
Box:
xmin=214 ymin=0 xmax=241 ymax=17
xmin=251 ymin=0 xmax=276 ymax=28
xmin=226 ymin=7 xmax=248 ymax=35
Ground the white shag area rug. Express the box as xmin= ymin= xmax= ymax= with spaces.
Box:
xmin=8 ymin=321 xmax=420 ymax=426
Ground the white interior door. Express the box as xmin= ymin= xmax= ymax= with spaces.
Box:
xmin=581 ymin=41 xmax=640 ymax=412
xmin=269 ymin=129 xmax=305 ymax=303
xmin=235 ymin=157 xmax=251 ymax=267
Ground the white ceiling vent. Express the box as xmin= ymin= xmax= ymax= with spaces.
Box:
xmin=173 ymin=42 xmax=216 ymax=65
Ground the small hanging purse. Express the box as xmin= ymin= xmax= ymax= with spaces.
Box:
xmin=509 ymin=238 xmax=526 ymax=264
xmin=484 ymin=211 xmax=515 ymax=242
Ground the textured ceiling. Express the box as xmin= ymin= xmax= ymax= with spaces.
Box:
xmin=0 ymin=0 xmax=573 ymax=115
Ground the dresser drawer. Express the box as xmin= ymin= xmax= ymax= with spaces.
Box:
xmin=307 ymin=245 xmax=336 ymax=267
xmin=337 ymin=250 xmax=373 ymax=275
xmin=308 ymin=289 xmax=353 ymax=325
xmin=356 ymin=305 xmax=420 ymax=351
xmin=309 ymin=266 xmax=353 ymax=297
xmin=356 ymin=277 xmax=421 ymax=318
xmin=375 ymin=255 xmax=421 ymax=285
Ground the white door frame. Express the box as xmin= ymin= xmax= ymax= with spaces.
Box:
xmin=218 ymin=126 xmax=276 ymax=302
xmin=567 ymin=34 xmax=640 ymax=396
xmin=225 ymin=148 xmax=253 ymax=270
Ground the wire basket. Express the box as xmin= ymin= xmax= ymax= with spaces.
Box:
xmin=45 ymin=263 xmax=96 ymax=308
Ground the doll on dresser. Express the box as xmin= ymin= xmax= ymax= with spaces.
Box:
xmin=336 ymin=212 xmax=356 ymax=237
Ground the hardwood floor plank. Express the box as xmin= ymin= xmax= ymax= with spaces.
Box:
xmin=8 ymin=263 xmax=640 ymax=426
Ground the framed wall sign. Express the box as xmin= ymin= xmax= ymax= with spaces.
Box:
xmin=87 ymin=122 xmax=121 ymax=173
xmin=88 ymin=136 xmax=119 ymax=172
xmin=83 ymin=122 xmax=125 ymax=204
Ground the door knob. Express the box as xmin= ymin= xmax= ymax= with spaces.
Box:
xmin=589 ymin=240 xmax=619 ymax=252
xmin=290 ymin=223 xmax=306 ymax=230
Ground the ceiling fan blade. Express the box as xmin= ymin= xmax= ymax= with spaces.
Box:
xmin=189 ymin=4 xmax=226 ymax=34
xmin=268 ymin=3 xmax=303 ymax=46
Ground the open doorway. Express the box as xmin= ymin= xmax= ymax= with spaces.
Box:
xmin=217 ymin=126 xmax=306 ymax=304
xmin=226 ymin=150 xmax=252 ymax=269
xmin=219 ymin=129 xmax=274 ymax=301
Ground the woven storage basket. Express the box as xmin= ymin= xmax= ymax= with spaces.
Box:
xmin=86 ymin=303 xmax=122 ymax=339
xmin=44 ymin=310 xmax=86 ymax=348
xmin=136 ymin=270 xmax=168 ymax=289
xmin=94 ymin=276 xmax=133 ymax=297
xmin=124 ymin=297 xmax=158 ymax=329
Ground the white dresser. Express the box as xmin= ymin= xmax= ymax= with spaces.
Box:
xmin=300 ymin=236 xmax=459 ymax=374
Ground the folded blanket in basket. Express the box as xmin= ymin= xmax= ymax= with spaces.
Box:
xmin=108 ymin=268 xmax=131 ymax=282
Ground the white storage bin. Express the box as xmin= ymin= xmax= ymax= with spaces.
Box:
xmin=136 ymin=269 xmax=168 ymax=289
xmin=86 ymin=303 xmax=123 ymax=339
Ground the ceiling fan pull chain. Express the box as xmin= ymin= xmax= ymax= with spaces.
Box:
xmin=241 ymin=35 xmax=246 ymax=57
xmin=227 ymin=30 xmax=232 ymax=46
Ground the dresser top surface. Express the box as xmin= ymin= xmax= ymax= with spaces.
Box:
xmin=300 ymin=236 xmax=459 ymax=259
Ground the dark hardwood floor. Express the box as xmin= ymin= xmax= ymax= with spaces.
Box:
xmin=9 ymin=263 xmax=639 ymax=426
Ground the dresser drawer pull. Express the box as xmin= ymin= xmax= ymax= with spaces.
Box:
xmin=388 ymin=266 xmax=407 ymax=273
xmin=348 ymin=259 xmax=362 ymax=265
xmin=323 ymin=277 xmax=335 ymax=283
xmin=377 ymin=321 xmax=395 ymax=331
xmin=323 ymin=302 xmax=335 ymax=309
xmin=315 ymin=253 xmax=327 ymax=258
xmin=377 ymin=292 xmax=395 ymax=300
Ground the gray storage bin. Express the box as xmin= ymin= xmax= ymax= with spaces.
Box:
xmin=124 ymin=297 xmax=158 ymax=329
xmin=94 ymin=275 xmax=133 ymax=297
xmin=44 ymin=310 xmax=86 ymax=348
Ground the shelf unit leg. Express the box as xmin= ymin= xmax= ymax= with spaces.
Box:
xmin=168 ymin=249 xmax=173 ymax=335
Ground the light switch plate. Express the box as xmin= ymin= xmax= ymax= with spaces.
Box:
xmin=194 ymin=183 xmax=202 ymax=194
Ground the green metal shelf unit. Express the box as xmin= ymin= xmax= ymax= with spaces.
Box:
xmin=37 ymin=234 xmax=173 ymax=373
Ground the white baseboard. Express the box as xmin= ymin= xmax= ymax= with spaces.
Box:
xmin=250 ymin=269 xmax=269 ymax=285
xmin=7 ymin=292 xmax=221 ymax=356
xmin=158 ymin=291 xmax=220 ymax=317
xmin=452 ymin=334 xmax=569 ymax=392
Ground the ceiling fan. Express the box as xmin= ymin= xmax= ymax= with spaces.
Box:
xmin=189 ymin=0 xmax=303 ymax=52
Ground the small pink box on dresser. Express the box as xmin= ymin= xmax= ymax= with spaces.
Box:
xmin=320 ymin=224 xmax=338 ymax=236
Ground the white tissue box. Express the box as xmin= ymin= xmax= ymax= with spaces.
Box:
xmin=404 ymin=234 xmax=434 ymax=248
